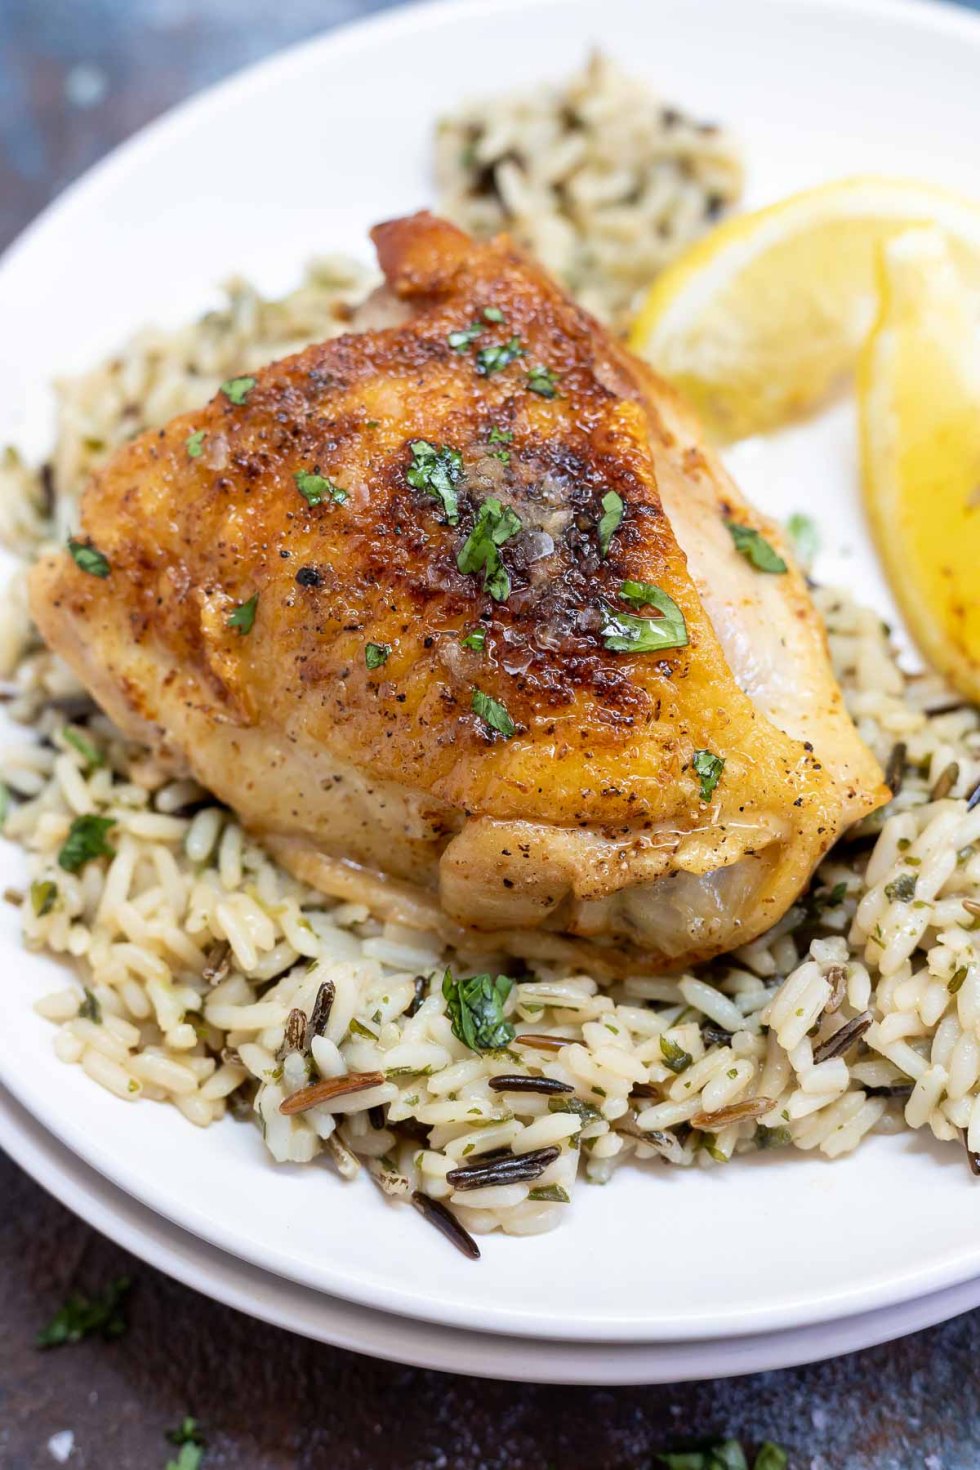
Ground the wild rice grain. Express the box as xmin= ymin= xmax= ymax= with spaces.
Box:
xmin=202 ymin=940 xmax=231 ymax=986
xmin=812 ymin=1011 xmax=874 ymax=1065
xmin=884 ymin=741 xmax=908 ymax=796
xmin=514 ymin=1033 xmax=569 ymax=1052
xmin=411 ymin=1190 xmax=480 ymax=1260
xmin=488 ymin=1074 xmax=574 ymax=1095
xmin=930 ymin=761 xmax=960 ymax=802
xmin=307 ymin=979 xmax=335 ymax=1040
xmin=445 ymin=1145 xmax=561 ymax=1191
xmin=824 ymin=964 xmax=848 ymax=1014
xmin=690 ymin=1096 xmax=774 ymax=1130
xmin=279 ymin=1070 xmax=385 ymax=1116
xmin=280 ymin=1007 xmax=307 ymax=1057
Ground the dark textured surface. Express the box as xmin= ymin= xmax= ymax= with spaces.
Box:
xmin=2 ymin=1 xmax=980 ymax=1465
xmin=2 ymin=1150 xmax=980 ymax=1470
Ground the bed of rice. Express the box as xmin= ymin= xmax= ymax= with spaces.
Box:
xmin=435 ymin=53 xmax=743 ymax=328
xmin=0 ymin=68 xmax=978 ymax=1253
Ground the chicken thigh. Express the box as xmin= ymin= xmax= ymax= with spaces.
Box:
xmin=30 ymin=213 xmax=887 ymax=973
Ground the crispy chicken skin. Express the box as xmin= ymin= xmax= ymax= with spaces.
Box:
xmin=30 ymin=214 xmax=887 ymax=973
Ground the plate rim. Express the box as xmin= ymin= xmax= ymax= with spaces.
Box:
xmin=3 ymin=0 xmax=980 ymax=1347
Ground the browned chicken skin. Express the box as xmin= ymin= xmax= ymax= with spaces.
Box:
xmin=30 ymin=214 xmax=888 ymax=973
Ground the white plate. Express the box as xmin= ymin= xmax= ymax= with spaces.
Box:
xmin=3 ymin=1078 xmax=978 ymax=1383
xmin=2 ymin=0 xmax=980 ymax=1347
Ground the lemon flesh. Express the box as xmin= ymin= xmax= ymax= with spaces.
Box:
xmin=630 ymin=177 xmax=980 ymax=441
xmin=859 ymin=228 xmax=980 ymax=701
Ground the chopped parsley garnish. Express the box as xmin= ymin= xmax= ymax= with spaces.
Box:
xmin=885 ymin=872 xmax=917 ymax=903
xmin=658 ymin=1442 xmax=788 ymax=1470
xmin=475 ymin=335 xmax=524 ymax=377
xmin=755 ymin=1123 xmax=792 ymax=1150
xmin=63 ymin=726 xmax=103 ymax=770
xmin=448 ymin=321 xmax=484 ymax=352
xmin=165 ymin=1417 xmax=207 ymax=1470
xmin=601 ymin=581 xmax=688 ymax=654
xmin=442 ymin=969 xmax=515 ymax=1052
xmin=526 ymin=364 xmax=561 ymax=398
xmin=597 ymin=491 xmax=624 ymax=558
xmin=472 ymin=687 xmax=516 ymax=739
xmin=460 ymin=625 xmax=487 ymax=652
xmin=294 ymin=469 xmax=347 ymax=506
xmin=365 ymin=641 xmax=391 ymax=670
xmin=692 ymin=749 xmax=725 ymax=802
xmin=58 ymin=814 xmax=116 ymax=873
xmin=549 ymin=1096 xmax=601 ymax=1124
xmin=185 ymin=429 xmax=207 ymax=459
xmin=786 ymin=511 xmax=819 ymax=569
xmin=487 ymin=424 xmax=513 ymax=462
xmin=659 ymin=1034 xmax=693 ymax=1074
xmin=528 ymin=1184 xmax=570 ymax=1202
xmin=36 ymin=1276 xmax=131 ymax=1349
xmin=79 ymin=987 xmax=101 ymax=1023
xmin=727 ymin=521 xmax=788 ymax=574
xmin=483 ymin=305 xmax=505 ymax=323
xmin=67 ymin=537 xmax=110 ymax=578
xmin=220 ymin=375 xmax=256 ymax=406
xmin=457 ymin=497 xmax=522 ymax=600
xmin=226 ymin=594 xmax=258 ymax=635
xmin=406 ymin=440 xmax=463 ymax=524
xmin=30 ymin=879 xmax=57 ymax=917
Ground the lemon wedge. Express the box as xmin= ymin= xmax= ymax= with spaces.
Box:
xmin=630 ymin=177 xmax=980 ymax=440
xmin=859 ymin=228 xmax=980 ymax=701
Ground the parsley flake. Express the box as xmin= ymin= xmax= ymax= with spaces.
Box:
xmin=692 ymin=749 xmax=725 ymax=802
xmin=487 ymin=424 xmax=513 ymax=462
xmin=295 ymin=469 xmax=347 ymax=506
xmin=457 ymin=498 xmax=522 ymax=600
xmin=460 ymin=626 xmax=487 ymax=652
xmin=67 ymin=537 xmax=110 ymax=578
xmin=365 ymin=641 xmax=391 ymax=670
xmin=597 ymin=491 xmax=624 ymax=558
xmin=406 ymin=440 xmax=463 ymax=524
xmin=885 ymin=872 xmax=917 ymax=903
xmin=448 ymin=321 xmax=484 ymax=352
xmin=442 ymin=969 xmax=515 ymax=1052
xmin=220 ymin=375 xmax=256 ymax=406
xmin=36 ymin=1276 xmax=131 ymax=1349
xmin=185 ymin=429 xmax=207 ymax=459
xmin=472 ymin=687 xmax=516 ymax=739
xmin=786 ymin=511 xmax=819 ymax=569
xmin=166 ymin=1416 xmax=207 ymax=1470
xmin=58 ymin=814 xmax=116 ymax=873
xmin=658 ymin=1443 xmax=788 ymax=1470
xmin=226 ymin=594 xmax=258 ymax=635
xmin=659 ymin=1034 xmax=693 ymax=1074
xmin=30 ymin=879 xmax=57 ymax=917
xmin=63 ymin=726 xmax=103 ymax=770
xmin=601 ymin=581 xmax=688 ymax=654
xmin=526 ymin=364 xmax=560 ymax=398
xmin=78 ymin=987 xmax=101 ymax=1023
xmin=475 ymin=336 xmax=524 ymax=377
xmin=727 ymin=521 xmax=788 ymax=574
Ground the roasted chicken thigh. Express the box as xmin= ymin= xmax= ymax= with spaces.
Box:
xmin=30 ymin=214 xmax=887 ymax=972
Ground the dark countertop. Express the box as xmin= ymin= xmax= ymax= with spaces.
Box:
xmin=1 ymin=2 xmax=979 ymax=1465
